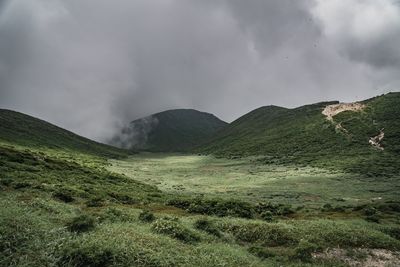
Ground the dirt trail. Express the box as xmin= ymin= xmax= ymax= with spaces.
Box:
xmin=322 ymin=102 xmax=365 ymax=121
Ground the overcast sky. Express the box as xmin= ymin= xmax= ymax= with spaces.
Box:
xmin=0 ymin=0 xmax=399 ymax=141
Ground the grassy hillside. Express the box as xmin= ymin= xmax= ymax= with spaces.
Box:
xmin=0 ymin=109 xmax=128 ymax=158
xmin=1 ymin=98 xmax=400 ymax=266
xmin=110 ymin=109 xmax=227 ymax=152
xmin=199 ymin=92 xmax=400 ymax=176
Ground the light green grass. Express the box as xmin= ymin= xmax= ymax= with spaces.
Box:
xmin=109 ymin=153 xmax=400 ymax=209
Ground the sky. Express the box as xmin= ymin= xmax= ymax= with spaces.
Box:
xmin=0 ymin=0 xmax=399 ymax=142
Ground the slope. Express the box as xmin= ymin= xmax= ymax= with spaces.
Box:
xmin=0 ymin=109 xmax=128 ymax=158
xmin=110 ymin=109 xmax=227 ymax=152
xmin=199 ymin=92 xmax=400 ymax=176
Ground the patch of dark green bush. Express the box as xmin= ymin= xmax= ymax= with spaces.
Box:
xmin=194 ymin=217 xmax=221 ymax=237
xmin=365 ymin=214 xmax=381 ymax=223
xmin=58 ymin=243 xmax=115 ymax=267
xmin=53 ymin=188 xmax=75 ymax=203
xmin=11 ymin=181 xmax=32 ymax=189
xmin=138 ymin=209 xmax=155 ymax=223
xmin=293 ymin=240 xmax=320 ymax=262
xmin=248 ymin=246 xmax=276 ymax=259
xmin=188 ymin=198 xmax=254 ymax=218
xmin=151 ymin=217 xmax=200 ymax=243
xmin=363 ymin=206 xmax=377 ymax=216
xmin=67 ymin=214 xmax=96 ymax=233
xmin=260 ymin=211 xmax=274 ymax=222
xmin=86 ymin=197 xmax=104 ymax=207
xmin=255 ymin=202 xmax=294 ymax=216
xmin=99 ymin=208 xmax=133 ymax=223
xmin=223 ymin=222 xmax=297 ymax=246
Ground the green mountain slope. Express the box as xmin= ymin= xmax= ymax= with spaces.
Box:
xmin=111 ymin=109 xmax=227 ymax=152
xmin=199 ymin=92 xmax=400 ymax=176
xmin=0 ymin=109 xmax=128 ymax=158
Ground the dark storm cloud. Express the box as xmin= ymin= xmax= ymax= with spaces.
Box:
xmin=0 ymin=0 xmax=399 ymax=141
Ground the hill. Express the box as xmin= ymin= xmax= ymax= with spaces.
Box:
xmin=110 ymin=109 xmax=227 ymax=152
xmin=199 ymin=92 xmax=400 ymax=176
xmin=0 ymin=109 xmax=128 ymax=158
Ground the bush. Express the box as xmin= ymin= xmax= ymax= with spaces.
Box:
xmin=293 ymin=240 xmax=319 ymax=262
xmin=363 ymin=206 xmax=377 ymax=216
xmin=255 ymin=202 xmax=294 ymax=216
xmin=248 ymin=246 xmax=276 ymax=259
xmin=194 ymin=218 xmax=221 ymax=237
xmin=365 ymin=214 xmax=380 ymax=223
xmin=187 ymin=198 xmax=255 ymax=218
xmin=67 ymin=214 xmax=96 ymax=233
xmin=53 ymin=189 xmax=75 ymax=203
xmin=58 ymin=243 xmax=115 ymax=267
xmin=151 ymin=217 xmax=200 ymax=243
xmin=223 ymin=222 xmax=297 ymax=246
xmin=260 ymin=211 xmax=273 ymax=222
xmin=138 ymin=210 xmax=155 ymax=223
xmin=86 ymin=197 xmax=104 ymax=207
xmin=99 ymin=208 xmax=133 ymax=223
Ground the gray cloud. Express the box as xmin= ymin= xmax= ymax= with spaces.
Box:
xmin=0 ymin=0 xmax=399 ymax=141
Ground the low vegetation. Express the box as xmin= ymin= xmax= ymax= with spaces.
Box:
xmin=1 ymin=93 xmax=399 ymax=266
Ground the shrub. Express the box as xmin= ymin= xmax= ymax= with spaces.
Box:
xmin=99 ymin=208 xmax=133 ymax=223
xmin=53 ymin=189 xmax=75 ymax=203
xmin=248 ymin=246 xmax=276 ymax=259
xmin=86 ymin=197 xmax=104 ymax=207
xmin=363 ymin=206 xmax=377 ymax=216
xmin=223 ymin=222 xmax=297 ymax=246
xmin=293 ymin=240 xmax=319 ymax=262
xmin=138 ymin=210 xmax=155 ymax=223
xmin=321 ymin=203 xmax=333 ymax=212
xmin=255 ymin=202 xmax=294 ymax=216
xmin=165 ymin=198 xmax=192 ymax=209
xmin=260 ymin=211 xmax=273 ymax=222
xmin=67 ymin=214 xmax=96 ymax=233
xmin=58 ymin=243 xmax=115 ymax=267
xmin=194 ymin=218 xmax=221 ymax=237
xmin=187 ymin=198 xmax=254 ymax=218
xmin=365 ymin=214 xmax=380 ymax=223
xmin=11 ymin=181 xmax=31 ymax=189
xmin=151 ymin=217 xmax=200 ymax=243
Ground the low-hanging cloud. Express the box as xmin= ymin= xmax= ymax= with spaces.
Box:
xmin=0 ymin=0 xmax=399 ymax=142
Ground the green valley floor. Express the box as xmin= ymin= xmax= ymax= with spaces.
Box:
xmin=1 ymin=146 xmax=400 ymax=266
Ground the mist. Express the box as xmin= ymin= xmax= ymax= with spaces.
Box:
xmin=0 ymin=0 xmax=399 ymax=142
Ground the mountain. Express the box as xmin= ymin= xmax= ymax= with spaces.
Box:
xmin=0 ymin=109 xmax=128 ymax=158
xmin=110 ymin=109 xmax=228 ymax=152
xmin=199 ymin=92 xmax=400 ymax=176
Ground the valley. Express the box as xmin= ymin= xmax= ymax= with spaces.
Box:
xmin=1 ymin=93 xmax=400 ymax=266
xmin=109 ymin=154 xmax=399 ymax=211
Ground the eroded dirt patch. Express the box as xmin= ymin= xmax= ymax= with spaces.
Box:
xmin=313 ymin=248 xmax=400 ymax=267
xmin=322 ymin=102 xmax=365 ymax=121
xmin=369 ymin=129 xmax=385 ymax=150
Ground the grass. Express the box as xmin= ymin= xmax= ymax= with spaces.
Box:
xmin=108 ymin=153 xmax=400 ymax=211
xmin=1 ymin=95 xmax=400 ymax=266
xmin=198 ymin=92 xmax=400 ymax=177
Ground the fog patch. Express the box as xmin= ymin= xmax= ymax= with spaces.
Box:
xmin=109 ymin=116 xmax=159 ymax=149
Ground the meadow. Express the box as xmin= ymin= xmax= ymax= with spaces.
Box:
xmin=1 ymin=142 xmax=400 ymax=266
xmin=109 ymin=153 xmax=400 ymax=211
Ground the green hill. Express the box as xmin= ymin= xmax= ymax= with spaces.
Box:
xmin=0 ymin=109 xmax=128 ymax=158
xmin=199 ymin=92 xmax=400 ymax=176
xmin=110 ymin=109 xmax=227 ymax=152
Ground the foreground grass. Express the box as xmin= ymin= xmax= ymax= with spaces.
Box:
xmin=2 ymin=191 xmax=399 ymax=267
xmin=1 ymin=145 xmax=399 ymax=266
